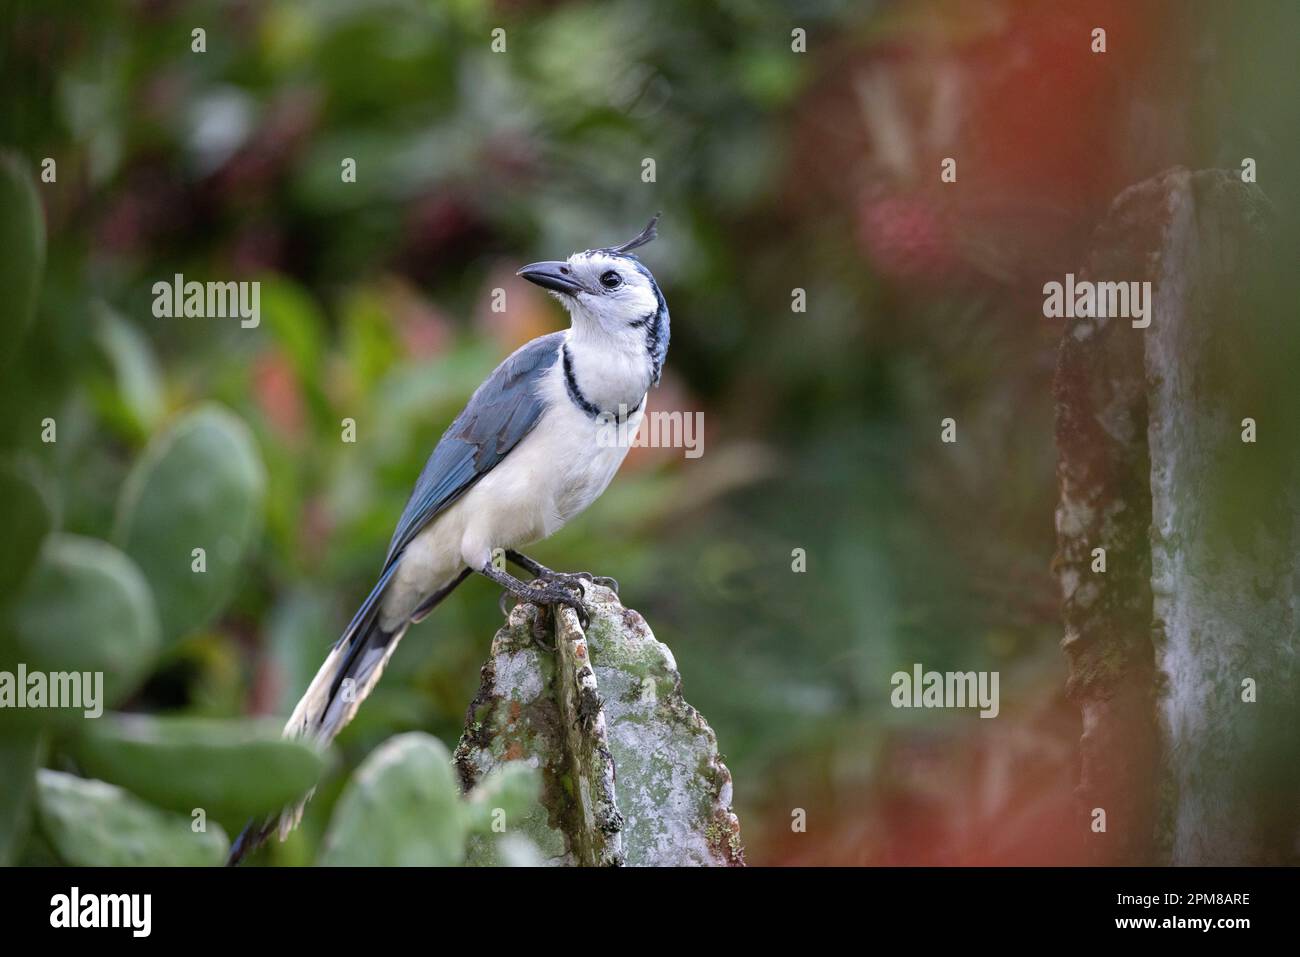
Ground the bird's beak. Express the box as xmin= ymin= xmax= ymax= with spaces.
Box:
xmin=517 ymin=261 xmax=583 ymax=296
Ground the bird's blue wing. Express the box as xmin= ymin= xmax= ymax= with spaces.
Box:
xmin=381 ymin=331 xmax=565 ymax=570
xmin=327 ymin=333 xmax=562 ymax=655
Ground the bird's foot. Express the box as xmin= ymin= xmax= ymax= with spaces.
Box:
xmin=537 ymin=569 xmax=619 ymax=596
xmin=484 ymin=560 xmax=590 ymax=638
xmin=505 ymin=551 xmax=618 ymax=595
xmin=517 ymin=578 xmax=590 ymax=630
xmin=500 ymin=582 xmax=589 ymax=628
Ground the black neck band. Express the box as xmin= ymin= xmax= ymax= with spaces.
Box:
xmin=562 ymin=345 xmax=641 ymax=422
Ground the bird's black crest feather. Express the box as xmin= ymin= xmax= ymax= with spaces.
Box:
xmin=606 ymin=213 xmax=661 ymax=256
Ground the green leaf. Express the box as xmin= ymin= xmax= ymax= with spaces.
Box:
xmin=35 ymin=769 xmax=228 ymax=866
xmin=114 ymin=404 xmax=266 ymax=646
xmin=0 ymin=151 xmax=45 ymax=369
xmin=0 ymin=730 xmax=44 ymax=865
xmin=318 ymin=732 xmax=466 ymax=866
xmin=464 ymin=761 xmax=542 ymax=836
xmin=92 ymin=302 xmax=165 ymax=436
xmin=2 ymin=535 xmax=160 ymax=714
xmin=75 ymin=714 xmax=327 ymax=819
xmin=0 ymin=459 xmax=53 ymax=603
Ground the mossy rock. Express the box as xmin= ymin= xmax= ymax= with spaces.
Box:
xmin=456 ymin=585 xmax=744 ymax=866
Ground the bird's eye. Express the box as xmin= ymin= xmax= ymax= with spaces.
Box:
xmin=599 ymin=270 xmax=622 ymax=289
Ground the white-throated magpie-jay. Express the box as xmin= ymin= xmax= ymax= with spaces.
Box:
xmin=228 ymin=215 xmax=668 ymax=863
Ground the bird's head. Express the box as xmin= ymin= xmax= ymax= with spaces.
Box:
xmin=517 ymin=215 xmax=669 ymax=382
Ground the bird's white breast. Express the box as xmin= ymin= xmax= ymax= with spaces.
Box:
xmin=379 ymin=347 xmax=643 ymax=629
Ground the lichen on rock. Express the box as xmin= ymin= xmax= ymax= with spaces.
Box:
xmin=455 ymin=583 xmax=744 ymax=866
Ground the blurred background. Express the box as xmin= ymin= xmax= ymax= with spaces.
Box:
xmin=1 ymin=0 xmax=1296 ymax=865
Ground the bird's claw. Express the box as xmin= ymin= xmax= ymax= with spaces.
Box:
xmin=501 ymin=580 xmax=587 ymax=643
xmin=551 ymin=595 xmax=589 ymax=630
xmin=534 ymin=569 xmax=617 ymax=596
xmin=524 ymin=580 xmax=589 ymax=631
xmin=533 ymin=571 xmax=588 ymax=593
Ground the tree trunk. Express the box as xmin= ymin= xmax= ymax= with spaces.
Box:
xmin=1055 ymin=167 xmax=1296 ymax=864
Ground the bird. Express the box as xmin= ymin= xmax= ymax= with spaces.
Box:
xmin=227 ymin=215 xmax=669 ymax=865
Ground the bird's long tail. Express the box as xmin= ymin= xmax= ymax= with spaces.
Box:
xmin=227 ymin=565 xmax=473 ymax=865
xmin=226 ymin=613 xmax=408 ymax=865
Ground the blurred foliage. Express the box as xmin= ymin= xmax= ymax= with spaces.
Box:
xmin=318 ymin=732 xmax=541 ymax=866
xmin=35 ymin=769 xmax=229 ymax=867
xmin=75 ymin=714 xmax=324 ymax=821
xmin=0 ymin=153 xmax=45 ymax=369
xmin=0 ymin=0 xmax=1295 ymax=865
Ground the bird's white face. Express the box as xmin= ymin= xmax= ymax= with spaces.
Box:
xmin=565 ymin=251 xmax=661 ymax=334
xmin=518 ymin=250 xmax=661 ymax=340
xmin=517 ymin=222 xmax=670 ymax=394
